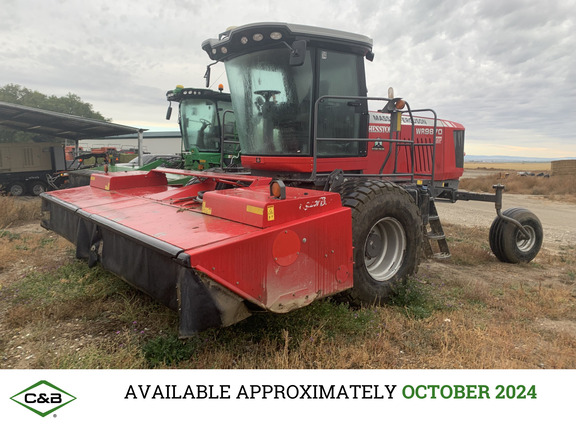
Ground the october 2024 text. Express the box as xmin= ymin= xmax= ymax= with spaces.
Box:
xmin=124 ymin=383 xmax=536 ymax=400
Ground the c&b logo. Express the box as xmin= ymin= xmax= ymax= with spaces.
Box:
xmin=10 ymin=380 xmax=76 ymax=417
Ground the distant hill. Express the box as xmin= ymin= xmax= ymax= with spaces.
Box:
xmin=465 ymin=155 xmax=573 ymax=163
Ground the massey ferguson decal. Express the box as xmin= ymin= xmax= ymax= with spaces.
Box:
xmin=369 ymin=125 xmax=443 ymax=135
xmin=369 ymin=112 xmax=445 ymax=149
xmin=370 ymin=113 xmax=448 ymax=127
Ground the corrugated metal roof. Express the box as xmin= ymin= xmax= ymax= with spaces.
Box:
xmin=0 ymin=101 xmax=144 ymax=140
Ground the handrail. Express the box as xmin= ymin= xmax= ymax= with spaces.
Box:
xmin=311 ymin=95 xmax=438 ymax=194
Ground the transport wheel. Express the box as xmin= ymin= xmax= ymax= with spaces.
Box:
xmin=489 ymin=207 xmax=543 ymax=263
xmin=29 ymin=181 xmax=48 ymax=196
xmin=335 ymin=180 xmax=422 ymax=305
xmin=8 ymin=182 xmax=26 ymax=196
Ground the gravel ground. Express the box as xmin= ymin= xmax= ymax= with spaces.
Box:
xmin=436 ymin=193 xmax=576 ymax=252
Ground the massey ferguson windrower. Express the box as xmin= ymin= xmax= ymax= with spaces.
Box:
xmin=41 ymin=23 xmax=543 ymax=336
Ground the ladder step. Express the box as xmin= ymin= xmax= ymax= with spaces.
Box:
xmin=432 ymin=252 xmax=451 ymax=260
xmin=424 ymin=197 xmax=451 ymax=259
xmin=427 ymin=232 xmax=446 ymax=240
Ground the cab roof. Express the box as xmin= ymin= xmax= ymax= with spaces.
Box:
xmin=166 ymin=87 xmax=231 ymax=103
xmin=202 ymin=22 xmax=374 ymax=62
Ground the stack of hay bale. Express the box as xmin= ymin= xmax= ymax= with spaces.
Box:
xmin=551 ymin=159 xmax=576 ymax=176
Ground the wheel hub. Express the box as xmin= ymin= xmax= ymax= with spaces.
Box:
xmin=365 ymin=232 xmax=383 ymax=259
xmin=363 ymin=216 xmax=406 ymax=281
xmin=516 ymin=225 xmax=536 ymax=252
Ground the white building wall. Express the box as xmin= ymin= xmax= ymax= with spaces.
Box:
xmin=81 ymin=133 xmax=182 ymax=155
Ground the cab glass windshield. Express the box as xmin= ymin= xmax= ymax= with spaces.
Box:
xmin=225 ymin=48 xmax=313 ymax=156
xmin=180 ymin=99 xmax=221 ymax=152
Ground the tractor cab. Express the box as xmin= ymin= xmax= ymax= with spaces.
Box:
xmin=202 ymin=23 xmax=373 ymax=178
xmin=166 ymin=86 xmax=238 ymax=170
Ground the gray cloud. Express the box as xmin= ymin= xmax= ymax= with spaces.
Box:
xmin=1 ymin=0 xmax=574 ymax=156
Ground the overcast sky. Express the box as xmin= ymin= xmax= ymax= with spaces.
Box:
xmin=1 ymin=0 xmax=574 ymax=157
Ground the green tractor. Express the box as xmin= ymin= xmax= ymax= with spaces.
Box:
xmin=166 ymin=85 xmax=239 ymax=170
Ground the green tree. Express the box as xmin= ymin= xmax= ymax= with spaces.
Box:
xmin=0 ymin=84 xmax=111 ymax=143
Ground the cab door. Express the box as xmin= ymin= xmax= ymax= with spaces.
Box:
xmin=315 ymin=49 xmax=369 ymax=157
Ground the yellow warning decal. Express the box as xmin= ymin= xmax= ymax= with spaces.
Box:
xmin=246 ymin=205 xmax=264 ymax=216
xmin=267 ymin=206 xmax=275 ymax=221
xmin=90 ymin=175 xmax=95 ymax=181
xmin=104 ymin=183 xmax=110 ymax=191
xmin=202 ymin=201 xmax=212 ymax=215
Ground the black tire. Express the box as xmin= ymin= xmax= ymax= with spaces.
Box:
xmin=489 ymin=207 xmax=543 ymax=263
xmin=29 ymin=181 xmax=48 ymax=196
xmin=335 ymin=180 xmax=422 ymax=305
xmin=8 ymin=182 xmax=26 ymax=196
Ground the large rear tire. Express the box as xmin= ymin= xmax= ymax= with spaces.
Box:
xmin=489 ymin=207 xmax=543 ymax=263
xmin=335 ymin=180 xmax=422 ymax=306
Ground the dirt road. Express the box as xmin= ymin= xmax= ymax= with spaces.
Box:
xmin=436 ymin=193 xmax=576 ymax=251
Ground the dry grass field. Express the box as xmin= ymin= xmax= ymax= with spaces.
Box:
xmin=464 ymin=162 xmax=551 ymax=171
xmin=1 ymin=174 xmax=575 ymax=369
xmin=461 ymin=163 xmax=576 ymax=203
